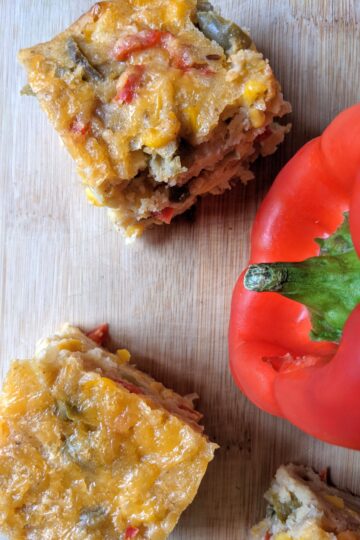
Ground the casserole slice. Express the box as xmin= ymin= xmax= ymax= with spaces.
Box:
xmin=0 ymin=324 xmax=216 ymax=539
xmin=251 ymin=464 xmax=360 ymax=540
xmin=19 ymin=0 xmax=290 ymax=240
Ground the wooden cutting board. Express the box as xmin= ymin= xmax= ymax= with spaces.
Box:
xmin=1 ymin=1 xmax=360 ymax=538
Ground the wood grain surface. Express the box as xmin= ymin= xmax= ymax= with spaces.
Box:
xmin=1 ymin=1 xmax=360 ymax=538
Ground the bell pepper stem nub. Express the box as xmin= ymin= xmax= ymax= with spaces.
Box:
xmin=244 ymin=264 xmax=290 ymax=292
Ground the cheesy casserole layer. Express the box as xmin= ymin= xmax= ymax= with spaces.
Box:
xmin=19 ymin=0 xmax=290 ymax=240
xmin=251 ymin=464 xmax=360 ymax=540
xmin=0 ymin=324 xmax=216 ymax=539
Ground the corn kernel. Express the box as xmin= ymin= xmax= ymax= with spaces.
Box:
xmin=83 ymin=377 xmax=119 ymax=396
xmin=142 ymin=129 xmax=169 ymax=149
xmin=142 ymin=112 xmax=180 ymax=149
xmin=274 ymin=534 xmax=292 ymax=540
xmin=324 ymin=494 xmax=345 ymax=509
xmin=85 ymin=187 xmax=103 ymax=207
xmin=116 ymin=349 xmax=131 ymax=364
xmin=57 ymin=339 xmax=84 ymax=352
xmin=101 ymin=377 xmax=121 ymax=391
xmin=249 ymin=108 xmax=266 ymax=128
xmin=243 ymin=79 xmax=268 ymax=106
xmin=142 ymin=124 xmax=179 ymax=149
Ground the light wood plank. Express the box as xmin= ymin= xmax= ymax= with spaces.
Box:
xmin=1 ymin=1 xmax=360 ymax=538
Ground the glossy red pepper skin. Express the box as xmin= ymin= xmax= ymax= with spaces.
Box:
xmin=229 ymin=104 xmax=360 ymax=448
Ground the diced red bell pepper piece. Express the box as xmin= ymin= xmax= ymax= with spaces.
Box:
xmin=172 ymin=56 xmax=212 ymax=74
xmin=115 ymin=65 xmax=145 ymax=104
xmin=113 ymin=28 xmax=213 ymax=75
xmin=164 ymin=37 xmax=214 ymax=75
xmin=125 ymin=526 xmax=139 ymax=538
xmin=153 ymin=207 xmax=175 ymax=224
xmin=113 ymin=30 xmax=166 ymax=61
xmin=86 ymin=323 xmax=109 ymax=346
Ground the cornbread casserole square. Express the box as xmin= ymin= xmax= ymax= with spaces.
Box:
xmin=19 ymin=0 xmax=290 ymax=240
xmin=0 ymin=324 xmax=216 ymax=539
xmin=251 ymin=464 xmax=360 ymax=540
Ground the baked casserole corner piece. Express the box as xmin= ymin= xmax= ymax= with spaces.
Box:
xmin=19 ymin=0 xmax=290 ymax=241
xmin=0 ymin=324 xmax=217 ymax=539
xmin=251 ymin=463 xmax=360 ymax=540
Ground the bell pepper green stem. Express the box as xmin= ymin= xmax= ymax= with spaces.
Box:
xmin=244 ymin=214 xmax=360 ymax=343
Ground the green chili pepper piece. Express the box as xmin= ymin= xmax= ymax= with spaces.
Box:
xmin=67 ymin=37 xmax=103 ymax=82
xmin=196 ymin=9 xmax=252 ymax=52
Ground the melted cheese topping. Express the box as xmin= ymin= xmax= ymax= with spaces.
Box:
xmin=0 ymin=329 xmax=215 ymax=539
xmin=20 ymin=0 xmax=275 ymax=155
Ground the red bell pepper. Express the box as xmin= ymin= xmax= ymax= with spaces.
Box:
xmin=229 ymin=104 xmax=360 ymax=449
